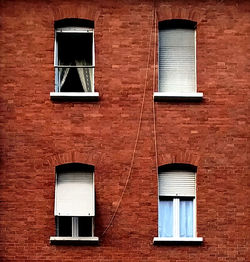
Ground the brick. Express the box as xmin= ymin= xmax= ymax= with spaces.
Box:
xmin=0 ymin=0 xmax=248 ymax=261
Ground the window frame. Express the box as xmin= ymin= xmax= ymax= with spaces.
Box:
xmin=50 ymin=20 xmax=99 ymax=101
xmin=56 ymin=216 xmax=94 ymax=237
xmin=154 ymin=165 xmax=203 ymax=244
xmin=154 ymin=19 xmax=203 ymax=102
xmin=50 ymin=163 xmax=99 ymax=245
xmin=54 ymin=27 xmax=95 ymax=93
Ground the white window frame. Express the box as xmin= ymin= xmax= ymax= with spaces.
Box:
xmin=50 ymin=26 xmax=99 ymax=101
xmin=50 ymin=164 xmax=99 ymax=245
xmin=154 ymin=168 xmax=203 ymax=244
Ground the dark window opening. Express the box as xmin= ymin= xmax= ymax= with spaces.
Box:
xmin=60 ymin=68 xmax=84 ymax=92
xmin=56 ymin=216 xmax=93 ymax=237
xmin=57 ymin=216 xmax=72 ymax=237
xmin=55 ymin=18 xmax=94 ymax=29
xmin=159 ymin=19 xmax=197 ymax=30
xmin=58 ymin=33 xmax=93 ymax=66
xmin=158 ymin=163 xmax=197 ymax=173
xmin=56 ymin=33 xmax=93 ymax=92
xmin=79 ymin=217 xmax=93 ymax=237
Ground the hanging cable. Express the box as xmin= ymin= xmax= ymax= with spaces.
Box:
xmin=101 ymin=8 xmax=156 ymax=237
xmin=152 ymin=2 xmax=159 ymax=173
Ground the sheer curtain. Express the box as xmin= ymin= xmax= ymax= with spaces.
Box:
xmin=159 ymin=200 xmax=173 ymax=237
xmin=76 ymin=60 xmax=93 ymax=92
xmin=59 ymin=67 xmax=70 ymax=91
xmin=180 ymin=200 xmax=193 ymax=237
xmin=58 ymin=62 xmax=93 ymax=92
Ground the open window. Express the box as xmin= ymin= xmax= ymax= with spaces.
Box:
xmin=50 ymin=19 xmax=99 ymax=101
xmin=153 ymin=164 xmax=203 ymax=244
xmin=154 ymin=19 xmax=203 ymax=101
xmin=50 ymin=163 xmax=99 ymax=245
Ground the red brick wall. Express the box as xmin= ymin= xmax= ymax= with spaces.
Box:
xmin=0 ymin=0 xmax=249 ymax=261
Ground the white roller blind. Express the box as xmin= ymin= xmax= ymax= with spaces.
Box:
xmin=159 ymin=170 xmax=196 ymax=197
xmin=159 ymin=28 xmax=196 ymax=93
xmin=55 ymin=171 xmax=94 ymax=216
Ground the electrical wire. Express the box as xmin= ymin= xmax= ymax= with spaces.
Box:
xmin=152 ymin=4 xmax=158 ymax=173
xmin=101 ymin=8 xmax=156 ymax=237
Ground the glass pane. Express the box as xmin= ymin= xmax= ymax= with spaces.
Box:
xmin=57 ymin=216 xmax=72 ymax=236
xmin=180 ymin=199 xmax=193 ymax=237
xmin=58 ymin=33 xmax=93 ymax=65
xmin=78 ymin=217 xmax=92 ymax=237
xmin=58 ymin=67 xmax=94 ymax=92
xmin=159 ymin=200 xmax=173 ymax=237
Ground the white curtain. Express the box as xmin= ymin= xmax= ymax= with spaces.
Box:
xmin=76 ymin=60 xmax=93 ymax=92
xmin=58 ymin=61 xmax=93 ymax=92
xmin=159 ymin=200 xmax=173 ymax=237
xmin=180 ymin=200 xmax=193 ymax=237
xmin=59 ymin=67 xmax=70 ymax=91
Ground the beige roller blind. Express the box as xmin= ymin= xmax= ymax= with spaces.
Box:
xmin=159 ymin=170 xmax=196 ymax=197
xmin=159 ymin=28 xmax=196 ymax=93
xmin=55 ymin=171 xmax=94 ymax=216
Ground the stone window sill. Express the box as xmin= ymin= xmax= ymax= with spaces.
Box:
xmin=50 ymin=92 xmax=99 ymax=101
xmin=154 ymin=92 xmax=203 ymax=102
xmin=50 ymin=236 xmax=99 ymax=245
xmin=153 ymin=237 xmax=203 ymax=245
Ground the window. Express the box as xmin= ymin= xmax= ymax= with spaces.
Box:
xmin=154 ymin=19 xmax=203 ymax=101
xmin=153 ymin=164 xmax=203 ymax=244
xmin=50 ymin=163 xmax=99 ymax=244
xmin=56 ymin=216 xmax=93 ymax=237
xmin=50 ymin=19 xmax=99 ymax=101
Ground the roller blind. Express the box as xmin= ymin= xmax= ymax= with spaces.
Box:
xmin=159 ymin=28 xmax=196 ymax=92
xmin=159 ymin=170 xmax=196 ymax=197
xmin=55 ymin=171 xmax=94 ymax=216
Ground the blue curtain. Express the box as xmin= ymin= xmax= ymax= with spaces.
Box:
xmin=180 ymin=199 xmax=193 ymax=237
xmin=159 ymin=200 xmax=173 ymax=237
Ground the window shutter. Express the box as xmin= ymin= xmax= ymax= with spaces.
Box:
xmin=159 ymin=28 xmax=196 ymax=93
xmin=55 ymin=171 xmax=94 ymax=216
xmin=159 ymin=170 xmax=196 ymax=197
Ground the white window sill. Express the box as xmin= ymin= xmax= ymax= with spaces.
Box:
xmin=154 ymin=92 xmax=203 ymax=102
xmin=50 ymin=92 xmax=99 ymax=101
xmin=50 ymin=236 xmax=99 ymax=245
xmin=153 ymin=237 xmax=203 ymax=245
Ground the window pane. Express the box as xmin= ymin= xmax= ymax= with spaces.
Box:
xmin=180 ymin=199 xmax=193 ymax=237
xmin=159 ymin=200 xmax=173 ymax=237
xmin=60 ymin=68 xmax=84 ymax=92
xmin=57 ymin=33 xmax=94 ymax=92
xmin=58 ymin=33 xmax=93 ymax=65
xmin=78 ymin=217 xmax=92 ymax=237
xmin=57 ymin=216 xmax=72 ymax=236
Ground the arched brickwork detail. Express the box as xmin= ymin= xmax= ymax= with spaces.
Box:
xmin=46 ymin=150 xmax=102 ymax=168
xmin=52 ymin=5 xmax=100 ymax=24
xmin=158 ymin=151 xmax=200 ymax=167
xmin=156 ymin=6 xmax=203 ymax=24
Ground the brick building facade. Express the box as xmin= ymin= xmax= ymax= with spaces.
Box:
xmin=0 ymin=0 xmax=249 ymax=261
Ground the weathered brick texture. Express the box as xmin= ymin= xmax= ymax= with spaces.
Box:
xmin=0 ymin=0 xmax=249 ymax=261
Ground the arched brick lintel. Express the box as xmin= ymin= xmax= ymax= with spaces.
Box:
xmin=157 ymin=6 xmax=203 ymax=24
xmin=52 ymin=6 xmax=100 ymax=23
xmin=46 ymin=150 xmax=102 ymax=169
xmin=158 ymin=151 xmax=200 ymax=168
